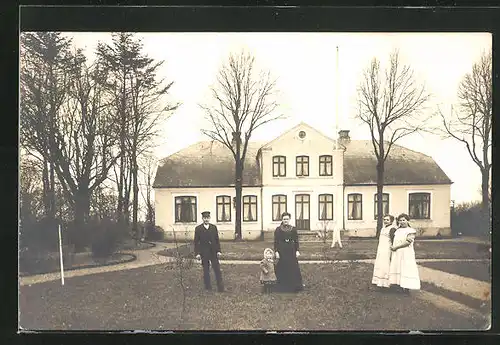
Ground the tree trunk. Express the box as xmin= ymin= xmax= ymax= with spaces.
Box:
xmin=132 ymin=153 xmax=139 ymax=242
xmin=48 ymin=159 xmax=56 ymax=220
xmin=234 ymin=159 xmax=243 ymax=241
xmin=481 ymin=167 xmax=490 ymax=234
xmin=375 ymin=161 xmax=385 ymax=238
xmin=42 ymin=158 xmax=51 ymax=218
xmin=74 ymin=187 xmax=90 ymax=252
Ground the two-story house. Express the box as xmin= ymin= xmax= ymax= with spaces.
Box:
xmin=153 ymin=122 xmax=453 ymax=240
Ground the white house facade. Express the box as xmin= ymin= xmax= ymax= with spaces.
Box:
xmin=153 ymin=122 xmax=453 ymax=240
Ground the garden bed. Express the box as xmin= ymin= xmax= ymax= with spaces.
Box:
xmin=19 ymin=252 xmax=137 ymax=277
xmin=119 ymin=240 xmax=156 ymax=251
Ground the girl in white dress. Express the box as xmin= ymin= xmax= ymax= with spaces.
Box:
xmin=389 ymin=213 xmax=421 ymax=294
xmin=371 ymin=215 xmax=397 ymax=288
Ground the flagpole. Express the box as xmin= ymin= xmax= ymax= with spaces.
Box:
xmin=58 ymin=223 xmax=65 ymax=286
xmin=332 ymin=45 xmax=342 ymax=249
xmin=335 ymin=45 xmax=340 ymax=148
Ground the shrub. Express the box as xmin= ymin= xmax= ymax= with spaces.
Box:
xmin=90 ymin=219 xmax=128 ymax=259
xmin=19 ymin=217 xmax=60 ymax=253
xmin=145 ymin=225 xmax=165 ymax=241
xmin=451 ymin=201 xmax=489 ymax=237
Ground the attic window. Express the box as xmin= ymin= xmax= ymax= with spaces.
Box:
xmin=298 ymin=130 xmax=306 ymax=139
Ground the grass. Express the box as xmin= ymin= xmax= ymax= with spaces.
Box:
xmin=19 ymin=263 xmax=489 ymax=331
xmin=419 ymin=261 xmax=491 ymax=283
xmin=157 ymin=240 xmax=490 ymax=261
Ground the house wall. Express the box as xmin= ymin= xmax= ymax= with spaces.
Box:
xmin=259 ymin=124 xmax=345 ymax=232
xmin=260 ymin=124 xmax=344 ymax=187
xmin=155 ymin=187 xmax=263 ymax=241
xmin=343 ymin=184 xmax=451 ymax=237
xmin=261 ymin=185 xmax=344 ymax=232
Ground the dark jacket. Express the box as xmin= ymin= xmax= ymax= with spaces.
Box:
xmin=194 ymin=223 xmax=221 ymax=257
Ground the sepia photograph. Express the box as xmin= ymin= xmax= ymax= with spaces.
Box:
xmin=18 ymin=30 xmax=491 ymax=331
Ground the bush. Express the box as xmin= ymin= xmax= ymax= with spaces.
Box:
xmin=451 ymin=202 xmax=489 ymax=237
xmin=145 ymin=225 xmax=165 ymax=241
xmin=19 ymin=217 xmax=60 ymax=253
xmin=90 ymin=219 xmax=125 ymax=259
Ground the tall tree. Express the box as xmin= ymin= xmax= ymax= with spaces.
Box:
xmin=356 ymin=50 xmax=430 ymax=237
xmin=20 ymin=32 xmax=73 ymax=222
xmin=97 ymin=33 xmax=178 ymax=240
xmin=20 ymin=32 xmax=122 ymax=243
xmin=200 ymin=51 xmax=282 ymax=240
xmin=47 ymin=52 xmax=120 ymax=231
xmin=437 ymin=51 xmax=492 ymax=232
xmin=96 ymin=33 xmax=136 ymax=227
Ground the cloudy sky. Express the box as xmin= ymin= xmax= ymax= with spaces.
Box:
xmin=67 ymin=32 xmax=491 ymax=204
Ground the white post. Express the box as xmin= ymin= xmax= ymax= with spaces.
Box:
xmin=335 ymin=45 xmax=340 ymax=148
xmin=331 ymin=45 xmax=343 ymax=249
xmin=58 ymin=224 xmax=65 ymax=286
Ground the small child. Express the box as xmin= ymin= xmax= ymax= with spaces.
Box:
xmin=260 ymin=248 xmax=277 ymax=293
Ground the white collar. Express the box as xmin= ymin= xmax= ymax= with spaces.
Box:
xmin=203 ymin=223 xmax=210 ymax=229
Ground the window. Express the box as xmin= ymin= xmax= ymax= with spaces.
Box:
xmin=273 ymin=156 xmax=286 ymax=177
xmin=175 ymin=196 xmax=197 ymax=223
xmin=272 ymin=195 xmax=287 ymax=221
xmin=409 ymin=193 xmax=431 ymax=219
xmin=319 ymin=155 xmax=333 ymax=176
xmin=298 ymin=130 xmax=306 ymax=139
xmin=348 ymin=193 xmax=363 ymax=220
xmin=319 ymin=194 xmax=334 ymax=220
xmin=296 ymin=155 xmax=309 ymax=176
xmin=374 ymin=193 xmax=390 ymax=219
xmin=243 ymin=195 xmax=258 ymax=222
xmin=216 ymin=195 xmax=231 ymax=222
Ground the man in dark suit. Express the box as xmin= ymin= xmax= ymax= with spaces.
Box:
xmin=194 ymin=211 xmax=224 ymax=292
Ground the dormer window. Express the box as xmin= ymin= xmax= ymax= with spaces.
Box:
xmin=296 ymin=155 xmax=309 ymax=176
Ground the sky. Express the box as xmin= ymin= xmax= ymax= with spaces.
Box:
xmin=65 ymin=32 xmax=491 ymax=204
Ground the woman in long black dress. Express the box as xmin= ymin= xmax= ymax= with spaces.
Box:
xmin=274 ymin=212 xmax=304 ymax=292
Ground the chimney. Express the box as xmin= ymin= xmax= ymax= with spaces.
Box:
xmin=338 ymin=130 xmax=350 ymax=145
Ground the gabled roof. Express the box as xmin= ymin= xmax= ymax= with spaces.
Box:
xmin=153 ymin=139 xmax=452 ymax=188
xmin=153 ymin=141 xmax=264 ymax=188
xmin=261 ymin=121 xmax=335 ymax=149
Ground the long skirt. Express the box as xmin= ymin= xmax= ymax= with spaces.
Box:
xmin=275 ymin=244 xmax=303 ymax=292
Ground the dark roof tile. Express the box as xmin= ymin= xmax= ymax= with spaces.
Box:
xmin=153 ymin=140 xmax=452 ymax=188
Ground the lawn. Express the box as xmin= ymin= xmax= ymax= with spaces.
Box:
xmin=19 ymin=262 xmax=489 ymax=331
xmin=419 ymin=261 xmax=491 ymax=283
xmin=157 ymin=240 xmax=490 ymax=261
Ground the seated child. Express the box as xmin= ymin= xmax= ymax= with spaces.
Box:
xmin=260 ymin=247 xmax=277 ymax=293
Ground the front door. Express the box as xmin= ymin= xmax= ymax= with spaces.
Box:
xmin=295 ymin=194 xmax=310 ymax=230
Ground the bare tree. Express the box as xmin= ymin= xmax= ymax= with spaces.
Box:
xmin=20 ymin=32 xmax=73 ymax=222
xmin=356 ymin=50 xmax=430 ymax=237
xmin=97 ymin=33 xmax=178 ymax=241
xmin=436 ymin=51 xmax=492 ymax=232
xmin=200 ymin=51 xmax=283 ymax=240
